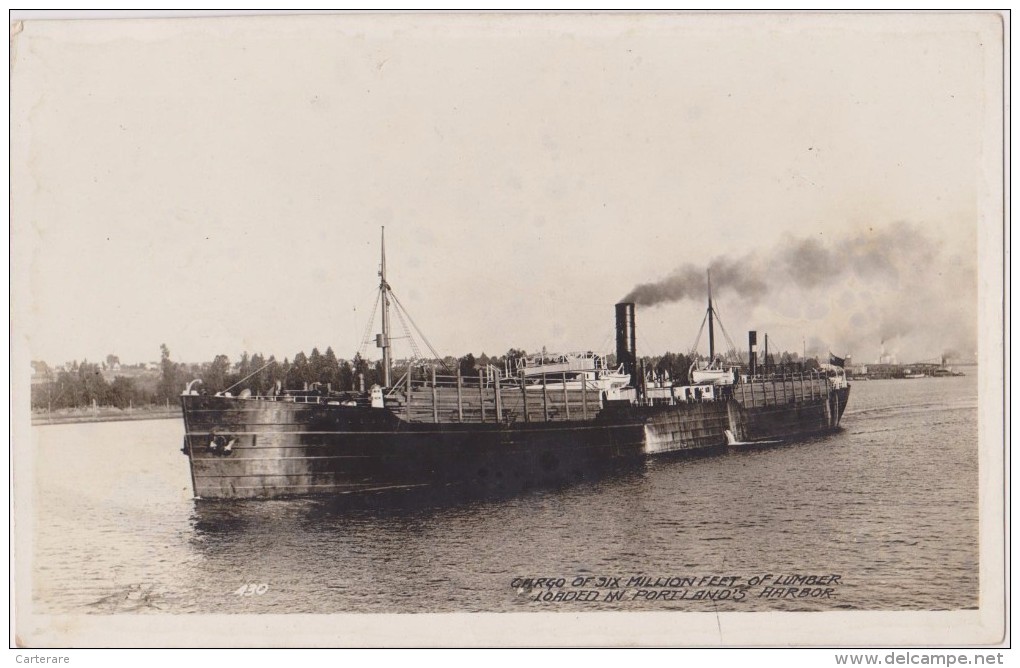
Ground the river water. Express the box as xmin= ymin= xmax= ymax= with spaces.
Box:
xmin=27 ymin=376 xmax=978 ymax=614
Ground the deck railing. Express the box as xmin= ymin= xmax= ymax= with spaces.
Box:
xmin=204 ymin=392 xmax=373 ymax=407
xmin=397 ymin=369 xmax=602 ymax=424
xmin=731 ymin=371 xmax=834 ymax=408
xmin=195 ymin=368 xmax=844 ymax=419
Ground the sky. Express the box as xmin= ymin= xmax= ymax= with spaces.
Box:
xmin=11 ymin=13 xmax=1001 ymax=368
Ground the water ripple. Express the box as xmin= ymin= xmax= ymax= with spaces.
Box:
xmin=31 ymin=376 xmax=978 ymax=613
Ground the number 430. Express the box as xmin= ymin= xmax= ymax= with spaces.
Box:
xmin=233 ymin=583 xmax=269 ymax=596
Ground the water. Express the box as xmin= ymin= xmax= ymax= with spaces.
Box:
xmin=28 ymin=376 xmax=978 ymax=614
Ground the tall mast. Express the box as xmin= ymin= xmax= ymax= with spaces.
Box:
xmin=707 ymin=269 xmax=715 ymax=361
xmin=379 ymin=226 xmax=392 ymax=387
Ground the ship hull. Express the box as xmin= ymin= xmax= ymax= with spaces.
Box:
xmin=181 ymin=386 xmax=850 ymax=499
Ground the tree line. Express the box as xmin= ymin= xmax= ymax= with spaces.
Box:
xmin=30 ymin=360 xmax=148 ymax=411
xmin=31 ymin=344 xmax=821 ymax=411
xmin=31 ymin=345 xmax=397 ymax=410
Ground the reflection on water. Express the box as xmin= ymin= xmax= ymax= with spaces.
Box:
xmin=31 ymin=377 xmax=979 ymax=614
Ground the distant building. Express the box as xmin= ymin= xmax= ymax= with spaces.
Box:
xmin=864 ymin=363 xmax=901 ymax=379
xmin=846 ymin=363 xmax=868 ymax=378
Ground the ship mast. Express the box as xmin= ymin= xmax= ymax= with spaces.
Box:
xmin=707 ymin=270 xmax=715 ymax=361
xmin=379 ymin=226 xmax=392 ymax=388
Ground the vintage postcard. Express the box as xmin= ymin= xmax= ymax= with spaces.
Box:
xmin=10 ymin=11 xmax=1006 ymax=648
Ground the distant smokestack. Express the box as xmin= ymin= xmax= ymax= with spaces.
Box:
xmin=615 ymin=302 xmax=637 ymax=382
xmin=748 ymin=331 xmax=758 ymax=376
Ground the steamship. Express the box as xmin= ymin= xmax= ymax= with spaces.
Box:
xmin=179 ymin=232 xmax=850 ymax=500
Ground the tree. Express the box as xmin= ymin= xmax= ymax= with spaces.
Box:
xmin=204 ymin=354 xmax=231 ymax=393
xmin=351 ymin=353 xmax=369 ymax=390
xmin=158 ymin=344 xmax=173 ymax=399
xmin=107 ymin=376 xmax=137 ymax=408
xmin=338 ymin=358 xmax=354 ymax=391
xmin=309 ymin=348 xmax=326 ymax=385
xmin=458 ymin=353 xmax=477 ymax=377
xmin=289 ymin=351 xmax=309 ymax=389
xmin=279 ymin=358 xmax=291 ymax=390
xmin=264 ymin=355 xmax=286 ymax=393
xmin=236 ymin=351 xmax=252 ymax=387
xmin=106 ymin=354 xmax=120 ymax=369
xmin=652 ymin=351 xmax=692 ymax=385
xmin=76 ymin=361 xmax=109 ymax=406
xmin=369 ymin=360 xmax=384 ymax=388
xmin=322 ymin=347 xmax=341 ymax=389
xmin=248 ymin=353 xmax=268 ymax=394
xmin=498 ymin=348 xmax=526 ymax=375
xmin=156 ymin=344 xmax=189 ymax=401
xmin=31 ymin=378 xmax=53 ymax=410
xmin=31 ymin=360 xmax=52 ymax=378
xmin=55 ymin=369 xmax=78 ymax=408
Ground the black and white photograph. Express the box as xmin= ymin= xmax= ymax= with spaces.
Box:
xmin=10 ymin=11 xmax=1006 ymax=649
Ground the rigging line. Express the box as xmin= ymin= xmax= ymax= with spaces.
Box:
xmin=635 ymin=328 xmax=667 ymax=360
xmin=710 ymin=304 xmax=740 ymax=356
xmin=221 ymin=361 xmax=274 ymax=395
xmin=391 ymin=298 xmax=424 ymax=363
xmin=389 ymin=289 xmax=446 ymax=369
xmin=763 ymin=335 xmax=789 ymax=366
xmin=389 ymin=291 xmax=452 ymax=372
xmin=389 ymin=295 xmax=419 ymax=360
xmin=714 ymin=318 xmax=739 ymax=357
xmin=689 ymin=309 xmax=709 ymax=357
xmin=350 ymin=285 xmax=381 ymax=346
xmin=355 ymin=290 xmax=382 ymax=359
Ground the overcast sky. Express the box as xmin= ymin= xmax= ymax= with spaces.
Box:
xmin=11 ymin=13 xmax=1001 ymax=368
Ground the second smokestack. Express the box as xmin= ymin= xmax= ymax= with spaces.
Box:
xmin=615 ymin=302 xmax=637 ymax=382
xmin=749 ymin=330 xmax=758 ymax=376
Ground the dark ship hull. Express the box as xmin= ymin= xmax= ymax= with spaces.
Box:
xmin=180 ymin=382 xmax=850 ymax=500
xmin=179 ymin=240 xmax=851 ymax=500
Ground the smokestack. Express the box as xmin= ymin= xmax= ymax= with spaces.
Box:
xmin=748 ymin=331 xmax=758 ymax=376
xmin=615 ymin=302 xmax=637 ymax=383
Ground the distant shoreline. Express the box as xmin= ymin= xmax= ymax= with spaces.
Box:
xmin=31 ymin=408 xmax=180 ymax=427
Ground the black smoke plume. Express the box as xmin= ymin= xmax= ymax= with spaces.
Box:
xmin=621 ymin=222 xmax=976 ymax=360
